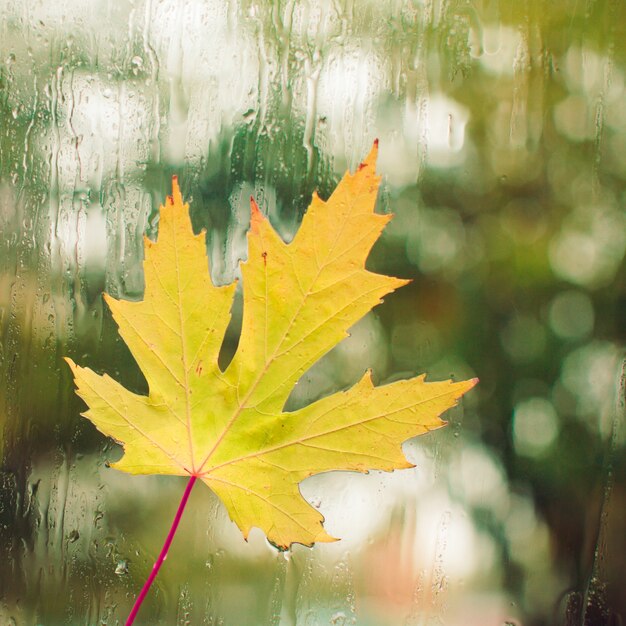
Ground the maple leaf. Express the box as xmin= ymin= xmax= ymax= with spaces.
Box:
xmin=66 ymin=143 xmax=477 ymax=550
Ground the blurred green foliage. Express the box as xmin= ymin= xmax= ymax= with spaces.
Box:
xmin=0 ymin=1 xmax=624 ymax=624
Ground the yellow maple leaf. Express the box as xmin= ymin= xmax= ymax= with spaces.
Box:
xmin=66 ymin=143 xmax=477 ymax=549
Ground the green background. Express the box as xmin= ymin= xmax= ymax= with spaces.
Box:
xmin=0 ymin=1 xmax=624 ymax=624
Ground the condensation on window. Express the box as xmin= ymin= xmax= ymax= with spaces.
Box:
xmin=1 ymin=1 xmax=624 ymax=625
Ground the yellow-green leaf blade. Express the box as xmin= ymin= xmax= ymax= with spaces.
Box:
xmin=66 ymin=146 xmax=479 ymax=550
xmin=204 ymin=464 xmax=336 ymax=549
xmin=65 ymin=358 xmax=188 ymax=475
xmin=200 ymin=375 xmax=476 ymax=547
xmin=274 ymin=374 xmax=478 ymax=474
xmin=225 ymin=143 xmax=406 ymax=419
xmin=104 ymin=179 xmax=237 ymax=471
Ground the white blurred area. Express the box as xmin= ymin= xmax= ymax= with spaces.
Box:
xmin=9 ymin=0 xmax=481 ymax=313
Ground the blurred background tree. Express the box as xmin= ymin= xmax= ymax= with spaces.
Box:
xmin=0 ymin=1 xmax=624 ymax=624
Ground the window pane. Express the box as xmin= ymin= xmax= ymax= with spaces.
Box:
xmin=1 ymin=1 xmax=624 ymax=624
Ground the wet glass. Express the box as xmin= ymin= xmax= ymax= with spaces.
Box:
xmin=1 ymin=1 xmax=624 ymax=624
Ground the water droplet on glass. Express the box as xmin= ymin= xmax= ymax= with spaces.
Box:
xmin=330 ymin=612 xmax=346 ymax=625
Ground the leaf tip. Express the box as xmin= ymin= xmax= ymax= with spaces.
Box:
xmin=168 ymin=175 xmax=183 ymax=207
xmin=317 ymin=531 xmax=340 ymax=545
xmin=452 ymin=376 xmax=479 ymax=402
xmin=296 ymin=529 xmax=340 ymax=548
xmin=461 ymin=377 xmax=479 ymax=392
xmin=250 ymin=197 xmax=264 ymax=232
xmin=358 ymin=139 xmax=379 ymax=172
xmin=395 ymin=276 xmax=412 ymax=289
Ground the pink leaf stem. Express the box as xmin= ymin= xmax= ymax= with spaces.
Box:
xmin=126 ymin=474 xmax=198 ymax=625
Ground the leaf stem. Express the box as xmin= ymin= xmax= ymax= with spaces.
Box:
xmin=125 ymin=475 xmax=198 ymax=626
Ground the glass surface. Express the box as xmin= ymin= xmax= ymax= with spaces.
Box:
xmin=1 ymin=1 xmax=624 ymax=624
